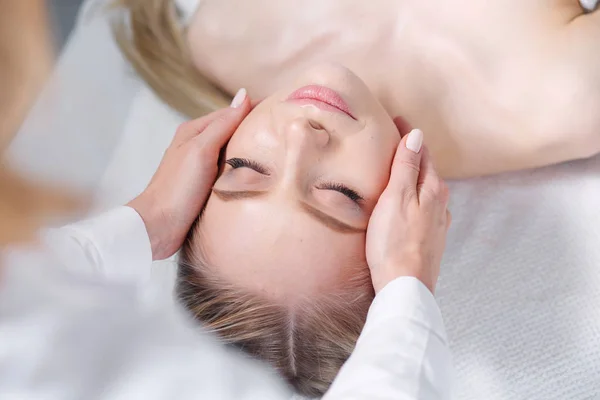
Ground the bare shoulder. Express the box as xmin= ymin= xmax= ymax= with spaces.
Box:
xmin=514 ymin=4 xmax=600 ymax=160
xmin=551 ymin=8 xmax=600 ymax=156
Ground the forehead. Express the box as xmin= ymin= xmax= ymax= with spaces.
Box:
xmin=198 ymin=195 xmax=367 ymax=301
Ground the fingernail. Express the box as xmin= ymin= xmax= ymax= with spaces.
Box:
xmin=230 ymin=88 xmax=247 ymax=108
xmin=406 ymin=129 xmax=423 ymax=153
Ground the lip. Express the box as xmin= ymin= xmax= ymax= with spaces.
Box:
xmin=286 ymin=85 xmax=356 ymax=120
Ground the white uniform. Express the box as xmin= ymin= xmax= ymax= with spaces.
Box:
xmin=0 ymin=207 xmax=452 ymax=399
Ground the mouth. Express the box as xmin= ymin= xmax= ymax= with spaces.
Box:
xmin=286 ymin=85 xmax=356 ymax=120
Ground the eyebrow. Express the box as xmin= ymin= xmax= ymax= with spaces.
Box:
xmin=212 ymin=189 xmax=269 ymax=201
xmin=211 ymin=189 xmax=364 ymax=234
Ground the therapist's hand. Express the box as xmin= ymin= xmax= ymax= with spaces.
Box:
xmin=366 ymin=129 xmax=451 ymax=294
xmin=128 ymin=89 xmax=251 ymax=260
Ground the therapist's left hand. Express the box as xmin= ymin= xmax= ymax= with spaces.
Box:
xmin=128 ymin=89 xmax=251 ymax=260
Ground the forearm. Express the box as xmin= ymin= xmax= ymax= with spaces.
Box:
xmin=324 ymin=277 xmax=453 ymax=399
xmin=127 ymin=195 xmax=173 ymax=261
xmin=41 ymin=206 xmax=153 ymax=281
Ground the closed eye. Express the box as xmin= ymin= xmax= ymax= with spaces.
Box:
xmin=318 ymin=182 xmax=364 ymax=204
xmin=225 ymin=158 xmax=270 ymax=175
xmin=225 ymin=159 xmax=362 ymax=203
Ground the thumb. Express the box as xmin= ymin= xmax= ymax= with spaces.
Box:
xmin=388 ymin=128 xmax=424 ymax=192
xmin=194 ymin=88 xmax=251 ymax=151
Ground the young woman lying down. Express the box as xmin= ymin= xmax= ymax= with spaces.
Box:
xmin=110 ymin=0 xmax=599 ymax=397
xmin=114 ymin=0 xmax=600 ymax=178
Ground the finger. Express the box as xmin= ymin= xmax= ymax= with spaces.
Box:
xmin=416 ymin=146 xmax=435 ymax=190
xmin=172 ymin=108 xmax=231 ymax=146
xmin=446 ymin=210 xmax=452 ymax=230
xmin=388 ymin=128 xmax=424 ymax=193
xmin=194 ymin=88 xmax=252 ymax=151
xmin=418 ymin=146 xmax=449 ymax=204
xmin=393 ymin=116 xmax=413 ymax=138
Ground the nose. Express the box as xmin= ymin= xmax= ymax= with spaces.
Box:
xmin=276 ymin=117 xmax=330 ymax=188
xmin=283 ymin=117 xmax=330 ymax=151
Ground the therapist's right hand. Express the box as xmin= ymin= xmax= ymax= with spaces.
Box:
xmin=128 ymin=89 xmax=251 ymax=260
xmin=365 ymin=129 xmax=451 ymax=294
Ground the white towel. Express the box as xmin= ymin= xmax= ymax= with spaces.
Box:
xmin=440 ymin=157 xmax=600 ymax=399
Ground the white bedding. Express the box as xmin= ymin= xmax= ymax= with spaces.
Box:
xmin=8 ymin=1 xmax=600 ymax=399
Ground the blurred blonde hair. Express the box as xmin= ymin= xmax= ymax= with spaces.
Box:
xmin=0 ymin=1 xmax=80 ymax=247
xmin=111 ymin=0 xmax=230 ymax=118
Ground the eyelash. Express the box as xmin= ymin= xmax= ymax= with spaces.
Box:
xmin=226 ymin=158 xmax=270 ymax=175
xmin=226 ymin=158 xmax=363 ymax=203
xmin=319 ymin=182 xmax=364 ymax=203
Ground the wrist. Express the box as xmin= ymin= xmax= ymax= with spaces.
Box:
xmin=372 ymin=259 xmax=436 ymax=294
xmin=127 ymin=194 xmax=171 ymax=261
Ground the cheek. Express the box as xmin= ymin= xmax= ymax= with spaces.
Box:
xmin=225 ymin=111 xmax=279 ymax=154
xmin=358 ymin=124 xmax=400 ymax=178
xmin=337 ymin=137 xmax=398 ymax=193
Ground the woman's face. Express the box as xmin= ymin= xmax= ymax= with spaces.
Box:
xmin=200 ymin=64 xmax=401 ymax=304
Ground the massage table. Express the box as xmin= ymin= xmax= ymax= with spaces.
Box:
xmin=7 ymin=0 xmax=600 ymax=398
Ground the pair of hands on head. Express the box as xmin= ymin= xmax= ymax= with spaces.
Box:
xmin=128 ymin=90 xmax=451 ymax=294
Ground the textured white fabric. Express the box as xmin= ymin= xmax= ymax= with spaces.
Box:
xmin=8 ymin=0 xmax=600 ymax=399
xmin=437 ymin=157 xmax=600 ymax=400
xmin=0 ymin=207 xmax=451 ymax=399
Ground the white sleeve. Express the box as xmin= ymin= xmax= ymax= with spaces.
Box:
xmin=323 ymin=277 xmax=453 ymax=400
xmin=40 ymin=206 xmax=153 ymax=281
xmin=0 ymin=249 xmax=292 ymax=400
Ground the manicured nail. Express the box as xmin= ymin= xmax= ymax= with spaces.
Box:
xmin=230 ymin=88 xmax=247 ymax=108
xmin=406 ymin=128 xmax=423 ymax=153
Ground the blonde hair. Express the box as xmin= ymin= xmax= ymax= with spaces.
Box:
xmin=179 ymin=223 xmax=374 ymax=397
xmin=112 ymin=1 xmax=374 ymax=395
xmin=111 ymin=0 xmax=230 ymax=118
